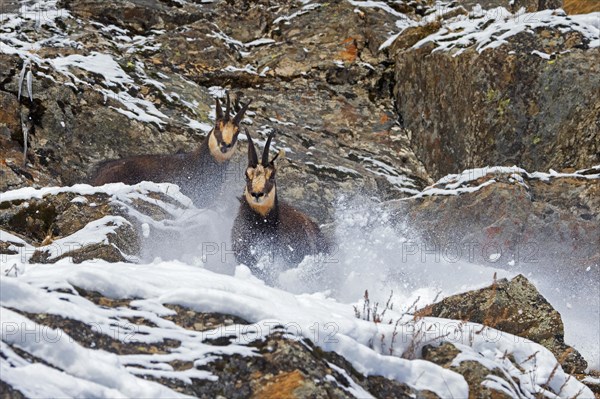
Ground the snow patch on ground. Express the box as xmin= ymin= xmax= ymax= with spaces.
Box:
xmin=414 ymin=8 xmax=600 ymax=53
xmin=2 ymin=261 xmax=593 ymax=398
xmin=273 ymin=3 xmax=322 ymax=24
xmin=0 ymin=175 xmax=596 ymax=397
xmin=50 ymin=52 xmax=134 ymax=87
xmin=413 ymin=165 xmax=600 ymax=198
xmin=356 ymin=155 xmax=420 ymax=194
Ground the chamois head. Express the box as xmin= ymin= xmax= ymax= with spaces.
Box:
xmin=208 ymin=92 xmax=251 ymax=163
xmin=244 ymin=129 xmax=282 ymax=216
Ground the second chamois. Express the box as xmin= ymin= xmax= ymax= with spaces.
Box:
xmin=89 ymin=93 xmax=250 ymax=207
xmin=232 ymin=129 xmax=330 ymax=275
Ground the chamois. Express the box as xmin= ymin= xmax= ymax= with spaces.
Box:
xmin=232 ymin=129 xmax=329 ymax=275
xmin=90 ymin=93 xmax=250 ymax=207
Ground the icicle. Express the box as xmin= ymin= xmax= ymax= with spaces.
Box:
xmin=21 ymin=118 xmax=29 ymax=167
xmin=18 ymin=61 xmax=28 ymax=100
xmin=26 ymin=70 xmax=33 ymax=102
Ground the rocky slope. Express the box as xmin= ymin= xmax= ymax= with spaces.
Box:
xmin=1 ymin=0 xmax=598 ymax=215
xmin=392 ymin=7 xmax=599 ymax=180
xmin=388 ymin=166 xmax=600 ymax=272
xmin=0 ymin=183 xmax=595 ymax=397
xmin=1 ymin=0 xmax=599 ymax=397
xmin=1 ymin=180 xmax=598 ymax=397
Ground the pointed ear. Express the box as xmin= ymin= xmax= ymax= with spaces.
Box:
xmin=225 ymin=91 xmax=231 ymax=121
xmin=215 ymin=97 xmax=223 ymax=120
xmin=246 ymin=128 xmax=258 ymax=167
xmin=233 ymin=99 xmax=252 ymax=126
xmin=262 ymin=130 xmax=275 ymax=166
xmin=270 ymin=148 xmax=284 ymax=165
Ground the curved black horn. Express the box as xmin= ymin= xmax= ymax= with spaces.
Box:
xmin=262 ymin=131 xmax=275 ymax=166
xmin=233 ymin=99 xmax=252 ymax=125
xmin=215 ymin=97 xmax=224 ymax=120
xmin=225 ymin=92 xmax=231 ymax=121
xmin=246 ymin=128 xmax=258 ymax=167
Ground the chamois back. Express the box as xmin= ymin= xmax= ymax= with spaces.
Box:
xmin=89 ymin=93 xmax=251 ymax=207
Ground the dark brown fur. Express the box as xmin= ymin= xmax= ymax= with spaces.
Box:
xmin=89 ymin=94 xmax=250 ymax=207
xmin=232 ymin=130 xmax=329 ymax=272
xmin=233 ymin=197 xmax=329 ymax=268
xmin=90 ymin=139 xmax=221 ymax=207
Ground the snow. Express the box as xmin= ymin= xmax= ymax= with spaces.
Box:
xmin=273 ymin=3 xmax=322 ymax=24
xmin=583 ymin=376 xmax=600 ymax=385
xmin=184 ymin=116 xmax=213 ymax=133
xmin=347 ymin=0 xmax=408 ymax=18
xmin=1 ymin=173 xmax=597 ymax=397
xmin=208 ymin=86 xmax=227 ymax=98
xmin=327 ymin=362 xmax=376 ymax=398
xmin=356 ymin=155 xmax=420 ymax=193
xmin=268 ymin=117 xmax=296 ymax=126
xmin=108 ymin=94 xmax=168 ymax=126
xmin=208 ymin=29 xmax=244 ymax=47
xmin=209 ymin=29 xmax=275 ymax=50
xmin=488 ymin=253 xmax=501 ymax=262
xmin=223 ymin=64 xmax=259 ymax=75
xmin=414 ymin=8 xmax=600 ymax=53
xmin=532 ymin=49 xmax=552 ymax=59
xmin=0 ymin=260 xmax=460 ymax=397
xmin=379 ymin=32 xmax=402 ymax=50
xmin=1 ymin=308 xmax=188 ymax=398
xmin=142 ymin=223 xmax=150 ymax=238
xmin=50 ymin=52 xmax=134 ymax=88
xmin=0 ymin=230 xmax=27 ymax=245
xmin=43 ymin=216 xmax=133 ymax=261
xmin=1 ymin=259 xmax=593 ymax=398
xmin=1 ymin=0 xmax=599 ymax=395
xmin=305 ymin=162 xmax=361 ymax=177
xmin=244 ymin=38 xmax=276 ymax=47
xmin=413 ymin=165 xmax=600 ymax=197
xmin=0 ymin=182 xmax=191 ymax=206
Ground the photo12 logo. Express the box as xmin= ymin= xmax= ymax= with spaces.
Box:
xmin=1 ymin=1 xmax=66 ymax=25
xmin=200 ymin=241 xmax=340 ymax=264
xmin=400 ymin=240 xmax=538 ymax=264
xmin=1 ymin=321 xmax=140 ymax=344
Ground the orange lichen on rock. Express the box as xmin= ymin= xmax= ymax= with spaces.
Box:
xmin=563 ymin=0 xmax=600 ymax=14
xmin=252 ymin=370 xmax=306 ymax=399
xmin=339 ymin=37 xmax=358 ymax=62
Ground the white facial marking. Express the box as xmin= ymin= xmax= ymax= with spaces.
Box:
xmin=208 ymin=131 xmax=236 ymax=163
xmin=252 ymin=165 xmax=267 ymax=192
xmin=245 ymin=186 xmax=276 ymax=216
xmin=221 ymin=122 xmax=237 ymax=144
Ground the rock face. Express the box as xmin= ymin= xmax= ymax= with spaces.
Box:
xmin=1 ymin=0 xmax=597 ymax=221
xmin=0 ymin=192 xmax=136 ymax=263
xmin=421 ymin=342 xmax=513 ymax=399
xmin=1 ymin=0 xmax=599 ymax=395
xmin=3 ymin=288 xmax=427 ymax=399
xmin=417 ymin=274 xmax=588 ymax=374
xmin=390 ymin=168 xmax=600 ymax=272
xmin=0 ymin=184 xmax=193 ymax=265
xmin=0 ymin=0 xmax=434 ymax=223
xmin=393 ymin=21 xmax=599 ymax=180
